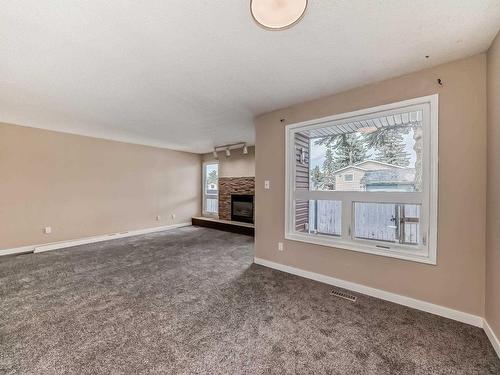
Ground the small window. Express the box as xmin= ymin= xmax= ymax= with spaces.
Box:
xmin=203 ymin=162 xmax=219 ymax=216
xmin=288 ymin=95 xmax=438 ymax=264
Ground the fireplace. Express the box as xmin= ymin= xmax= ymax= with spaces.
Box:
xmin=231 ymin=194 xmax=254 ymax=223
xmin=218 ymin=177 xmax=255 ymax=221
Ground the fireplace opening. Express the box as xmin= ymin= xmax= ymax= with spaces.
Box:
xmin=231 ymin=194 xmax=254 ymax=223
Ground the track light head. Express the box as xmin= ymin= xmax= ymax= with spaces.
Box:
xmin=242 ymin=145 xmax=248 ymax=154
xmin=212 ymin=150 xmax=218 ymax=158
xmin=225 ymin=148 xmax=231 ymax=157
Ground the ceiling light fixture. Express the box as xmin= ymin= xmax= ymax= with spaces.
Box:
xmin=213 ymin=143 xmax=249 ymax=157
xmin=250 ymin=0 xmax=307 ymax=31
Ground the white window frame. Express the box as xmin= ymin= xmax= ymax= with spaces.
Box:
xmin=285 ymin=95 xmax=438 ymax=264
xmin=202 ymin=161 xmax=219 ymax=218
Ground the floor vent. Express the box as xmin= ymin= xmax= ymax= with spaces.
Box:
xmin=330 ymin=289 xmax=357 ymax=302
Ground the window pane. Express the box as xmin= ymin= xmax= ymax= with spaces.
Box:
xmin=295 ymin=200 xmax=341 ymax=236
xmin=204 ymin=164 xmax=218 ymax=214
xmin=302 ymin=109 xmax=423 ymax=193
xmin=205 ymin=198 xmax=218 ymax=214
xmin=354 ymin=202 xmax=421 ymax=245
xmin=205 ymin=164 xmax=218 ymax=194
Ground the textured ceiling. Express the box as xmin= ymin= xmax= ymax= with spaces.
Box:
xmin=1 ymin=1 xmax=499 ymax=153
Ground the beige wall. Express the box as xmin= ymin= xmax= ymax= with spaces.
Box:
xmin=486 ymin=32 xmax=500 ymax=337
xmin=255 ymin=55 xmax=487 ymax=316
xmin=0 ymin=123 xmax=201 ymax=251
xmin=202 ymin=146 xmax=255 ymax=177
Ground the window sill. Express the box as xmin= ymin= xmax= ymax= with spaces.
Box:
xmin=285 ymin=232 xmax=436 ymax=265
xmin=202 ymin=212 xmax=219 ymax=219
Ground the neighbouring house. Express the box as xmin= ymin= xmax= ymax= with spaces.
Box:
xmin=362 ymin=168 xmax=416 ymax=192
xmin=333 ymin=160 xmax=415 ymax=192
xmin=207 ymin=182 xmax=218 ymax=192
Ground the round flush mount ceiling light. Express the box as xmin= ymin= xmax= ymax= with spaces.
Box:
xmin=250 ymin=0 xmax=308 ymax=31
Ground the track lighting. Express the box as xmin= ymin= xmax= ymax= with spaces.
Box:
xmin=213 ymin=142 xmax=249 ymax=157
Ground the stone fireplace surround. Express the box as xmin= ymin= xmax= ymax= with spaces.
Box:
xmin=218 ymin=177 xmax=255 ymax=221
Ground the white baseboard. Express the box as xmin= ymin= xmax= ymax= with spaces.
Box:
xmin=0 ymin=245 xmax=36 ymax=256
xmin=253 ymin=257 xmax=484 ymax=328
xmin=483 ymin=320 xmax=500 ymax=359
xmin=34 ymin=222 xmax=191 ymax=253
xmin=0 ymin=223 xmax=191 ymax=256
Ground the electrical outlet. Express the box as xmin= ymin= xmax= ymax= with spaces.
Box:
xmin=278 ymin=242 xmax=283 ymax=251
xmin=156 ymin=215 xmax=161 ymax=221
xmin=44 ymin=226 xmax=52 ymax=234
xmin=264 ymin=180 xmax=270 ymax=190
xmin=171 ymin=213 xmax=176 ymax=219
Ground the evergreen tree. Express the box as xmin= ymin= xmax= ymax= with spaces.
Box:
xmin=331 ymin=134 xmax=368 ymax=169
xmin=322 ymin=146 xmax=336 ymax=190
xmin=369 ymin=129 xmax=410 ymax=167
xmin=207 ymin=170 xmax=218 ymax=185
xmin=316 ymin=133 xmax=368 ymax=190
xmin=310 ymin=165 xmax=324 ymax=190
xmin=316 ymin=133 xmax=368 ymax=170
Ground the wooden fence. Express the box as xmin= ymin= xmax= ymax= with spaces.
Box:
xmin=309 ymin=201 xmax=420 ymax=245
xmin=206 ymin=198 xmax=218 ymax=213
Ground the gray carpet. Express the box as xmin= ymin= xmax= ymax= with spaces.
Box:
xmin=0 ymin=226 xmax=498 ymax=374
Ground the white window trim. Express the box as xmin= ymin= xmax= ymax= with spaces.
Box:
xmin=284 ymin=95 xmax=438 ymax=265
xmin=202 ymin=160 xmax=219 ymax=218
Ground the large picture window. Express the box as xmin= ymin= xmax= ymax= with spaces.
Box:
xmin=285 ymin=95 xmax=438 ymax=264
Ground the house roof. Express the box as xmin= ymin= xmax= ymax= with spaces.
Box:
xmin=333 ymin=165 xmax=367 ymax=174
xmin=361 ymin=168 xmax=416 ymax=185
xmin=332 ymin=160 xmax=405 ymax=175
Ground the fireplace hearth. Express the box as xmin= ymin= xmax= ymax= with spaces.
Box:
xmin=231 ymin=194 xmax=254 ymax=223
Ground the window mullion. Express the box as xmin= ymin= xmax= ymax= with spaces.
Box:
xmin=341 ymin=197 xmax=352 ymax=240
xmin=295 ymin=190 xmax=422 ymax=204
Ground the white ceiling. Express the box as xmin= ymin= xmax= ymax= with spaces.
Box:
xmin=1 ymin=1 xmax=499 ymax=153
